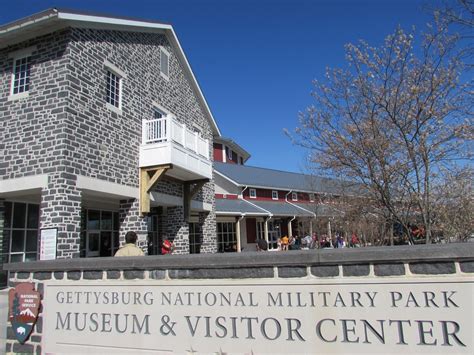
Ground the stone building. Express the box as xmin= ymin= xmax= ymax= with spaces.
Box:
xmin=0 ymin=8 xmax=221 ymax=285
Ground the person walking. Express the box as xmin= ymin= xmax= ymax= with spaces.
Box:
xmin=114 ymin=231 xmax=144 ymax=257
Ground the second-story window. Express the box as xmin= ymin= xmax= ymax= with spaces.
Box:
xmin=106 ymin=70 xmax=122 ymax=109
xmin=309 ymin=193 xmax=315 ymax=202
xmin=292 ymin=192 xmax=298 ymax=201
xmin=12 ymin=56 xmax=31 ymax=95
xmin=272 ymin=191 xmax=278 ymax=200
xmin=160 ymin=47 xmax=170 ymax=79
xmin=227 ymin=147 xmax=233 ymax=161
xmin=249 ymin=188 xmax=257 ymax=199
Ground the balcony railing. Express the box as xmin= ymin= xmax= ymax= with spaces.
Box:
xmin=140 ymin=115 xmax=212 ymax=180
xmin=142 ymin=116 xmax=209 ymax=159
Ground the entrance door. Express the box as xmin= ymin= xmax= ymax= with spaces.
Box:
xmin=267 ymin=220 xmax=281 ymax=251
xmin=147 ymin=214 xmax=161 ymax=255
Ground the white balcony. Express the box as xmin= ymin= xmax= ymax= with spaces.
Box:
xmin=139 ymin=115 xmax=212 ymax=181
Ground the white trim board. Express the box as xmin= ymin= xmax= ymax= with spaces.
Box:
xmin=76 ymin=175 xmax=138 ymax=199
xmin=0 ymin=174 xmax=48 ymax=194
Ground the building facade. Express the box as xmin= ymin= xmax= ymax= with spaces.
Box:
xmin=0 ymin=9 xmax=360 ymax=289
xmin=212 ymin=141 xmax=347 ymax=252
xmin=0 ymin=9 xmax=221 ymax=285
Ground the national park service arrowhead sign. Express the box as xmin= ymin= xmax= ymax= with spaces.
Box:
xmin=9 ymin=283 xmax=41 ymax=344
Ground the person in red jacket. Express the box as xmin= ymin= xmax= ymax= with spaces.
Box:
xmin=161 ymin=238 xmax=174 ymax=255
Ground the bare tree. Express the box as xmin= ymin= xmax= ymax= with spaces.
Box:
xmin=288 ymin=23 xmax=473 ymax=244
xmin=433 ymin=167 xmax=474 ymax=241
xmin=433 ymin=0 xmax=474 ymax=67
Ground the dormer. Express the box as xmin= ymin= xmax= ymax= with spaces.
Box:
xmin=213 ymin=137 xmax=250 ymax=165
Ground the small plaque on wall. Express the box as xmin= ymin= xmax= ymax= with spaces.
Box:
xmin=40 ymin=228 xmax=57 ymax=260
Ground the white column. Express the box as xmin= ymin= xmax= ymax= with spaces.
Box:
xmin=264 ymin=218 xmax=269 ymax=242
xmin=328 ymin=220 xmax=332 ymax=240
xmin=236 ymin=217 xmax=242 ymax=253
xmin=288 ymin=219 xmax=293 ymax=238
xmin=309 ymin=219 xmax=313 ymax=236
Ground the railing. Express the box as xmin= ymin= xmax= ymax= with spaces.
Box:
xmin=142 ymin=116 xmax=210 ymax=159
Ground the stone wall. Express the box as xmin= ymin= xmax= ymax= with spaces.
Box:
xmin=1 ymin=27 xmax=217 ymax=256
xmin=0 ymin=30 xmax=71 ymax=180
xmin=3 ymin=243 xmax=474 ymax=353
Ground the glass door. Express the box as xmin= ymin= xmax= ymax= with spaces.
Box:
xmin=86 ymin=232 xmax=100 ymax=257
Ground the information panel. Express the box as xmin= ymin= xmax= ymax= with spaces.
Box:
xmin=39 ymin=228 xmax=57 ymax=261
xmin=43 ymin=277 xmax=473 ymax=354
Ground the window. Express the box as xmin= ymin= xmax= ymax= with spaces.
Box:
xmin=11 ymin=56 xmax=31 ymax=95
xmin=189 ymin=223 xmax=202 ymax=254
xmin=249 ymin=188 xmax=257 ymax=199
xmin=272 ymin=191 xmax=278 ymax=200
xmin=80 ymin=209 xmax=120 ymax=257
xmin=309 ymin=193 xmax=315 ymax=202
xmin=106 ymin=70 xmax=122 ymax=109
xmin=292 ymin=192 xmax=298 ymax=201
xmin=160 ymin=47 xmax=170 ymax=79
xmin=3 ymin=202 xmax=39 ymax=264
xmin=217 ymin=222 xmax=236 ymax=252
xmin=227 ymin=147 xmax=233 ymax=161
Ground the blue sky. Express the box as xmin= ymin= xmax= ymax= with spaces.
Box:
xmin=1 ymin=0 xmax=440 ymax=173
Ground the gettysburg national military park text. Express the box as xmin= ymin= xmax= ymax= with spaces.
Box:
xmin=51 ymin=285 xmax=468 ymax=349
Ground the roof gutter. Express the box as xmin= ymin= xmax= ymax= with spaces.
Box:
xmin=0 ymin=8 xmax=58 ymax=35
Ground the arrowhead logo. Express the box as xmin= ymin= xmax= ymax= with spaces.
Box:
xmin=8 ymin=283 xmax=41 ymax=344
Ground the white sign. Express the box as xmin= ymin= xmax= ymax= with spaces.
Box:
xmin=42 ymin=277 xmax=473 ymax=354
xmin=40 ymin=228 xmax=57 ymax=260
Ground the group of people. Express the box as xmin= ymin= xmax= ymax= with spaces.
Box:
xmin=320 ymin=233 xmax=360 ymax=249
xmin=277 ymin=233 xmax=318 ymax=251
xmin=114 ymin=231 xmax=174 ymax=257
xmin=275 ymin=232 xmax=361 ymax=251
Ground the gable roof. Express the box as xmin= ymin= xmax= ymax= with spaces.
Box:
xmin=214 ymin=162 xmax=360 ymax=195
xmin=0 ymin=8 xmax=221 ymax=136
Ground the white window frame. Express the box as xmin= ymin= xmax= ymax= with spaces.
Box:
xmin=8 ymin=46 xmax=36 ymax=101
xmin=160 ymin=47 xmax=170 ymax=80
xmin=292 ymin=192 xmax=298 ymax=201
xmin=309 ymin=193 xmax=315 ymax=202
xmin=104 ymin=60 xmax=126 ymax=114
xmin=272 ymin=190 xmax=278 ymax=200
xmin=249 ymin=188 xmax=257 ymax=199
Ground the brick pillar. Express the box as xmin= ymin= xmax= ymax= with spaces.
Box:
xmin=166 ymin=206 xmax=189 ymax=254
xmin=40 ymin=173 xmax=82 ymax=259
xmin=119 ymin=199 xmax=148 ymax=254
xmin=199 ymin=210 xmax=217 ymax=253
xmin=198 ymin=182 xmax=217 ymax=253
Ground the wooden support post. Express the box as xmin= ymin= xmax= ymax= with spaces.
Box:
xmin=139 ymin=165 xmax=170 ymax=216
xmin=183 ymin=179 xmax=209 ymax=222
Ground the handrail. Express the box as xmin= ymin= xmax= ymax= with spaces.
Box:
xmin=142 ymin=116 xmax=209 ymax=159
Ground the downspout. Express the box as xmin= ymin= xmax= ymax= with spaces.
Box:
xmin=288 ymin=215 xmax=296 ymax=238
xmin=238 ymin=186 xmax=272 ymax=243
xmin=241 ymin=185 xmax=248 ymax=198
xmin=285 ymin=190 xmax=296 ymax=237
